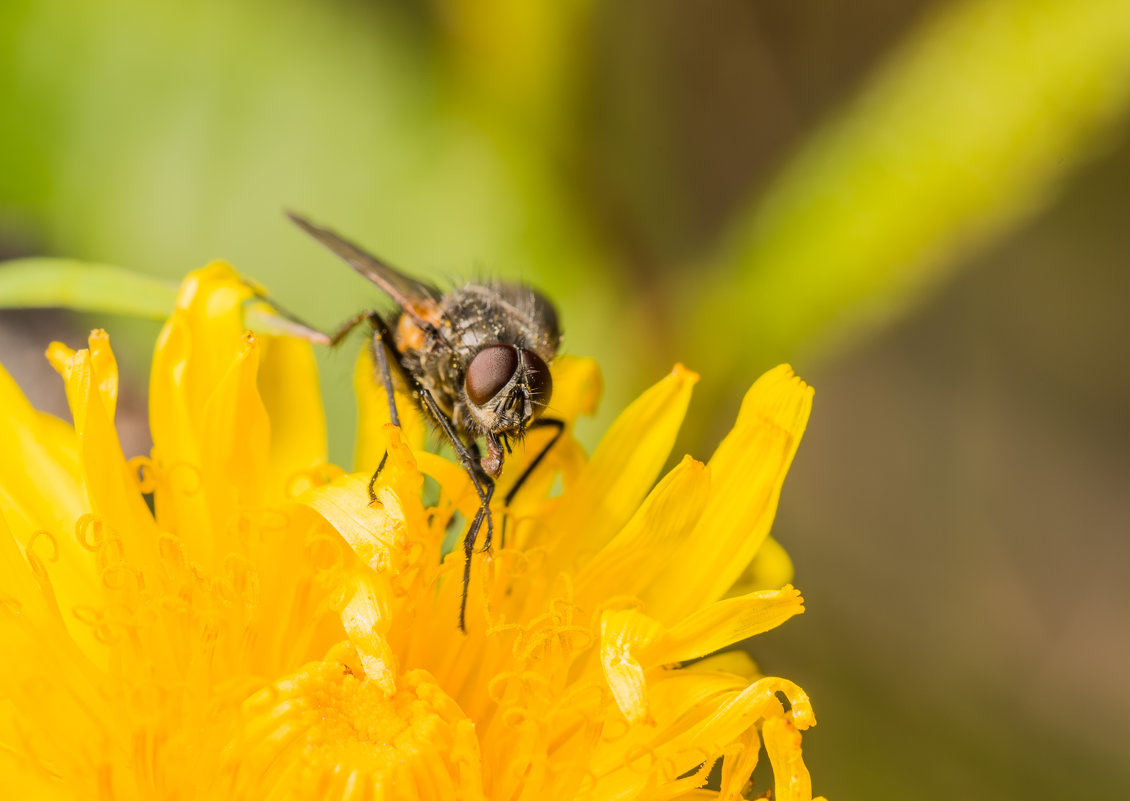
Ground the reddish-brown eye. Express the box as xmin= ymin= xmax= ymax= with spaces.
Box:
xmin=523 ymin=350 xmax=553 ymax=409
xmin=465 ymin=345 xmax=519 ymax=406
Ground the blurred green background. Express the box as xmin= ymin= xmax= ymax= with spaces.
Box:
xmin=2 ymin=0 xmax=1129 ymax=797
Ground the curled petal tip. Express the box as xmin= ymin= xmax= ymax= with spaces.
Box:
xmin=670 ymin=363 xmax=701 ymax=384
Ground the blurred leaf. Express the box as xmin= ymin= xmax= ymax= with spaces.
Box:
xmin=695 ymin=0 xmax=1130 ymax=371
xmin=0 ymin=258 xmax=176 ymax=318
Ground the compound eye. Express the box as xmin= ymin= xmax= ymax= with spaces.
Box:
xmin=522 ymin=350 xmax=553 ymax=410
xmin=465 ymin=345 xmax=519 ymax=406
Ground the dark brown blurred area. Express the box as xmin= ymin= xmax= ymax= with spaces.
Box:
xmin=764 ymin=130 xmax=1130 ymax=796
xmin=0 ymin=306 xmax=154 ymax=459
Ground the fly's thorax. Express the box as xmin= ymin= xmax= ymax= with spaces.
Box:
xmin=443 ymin=283 xmax=559 ymax=364
xmin=392 ymin=319 xmax=463 ymax=422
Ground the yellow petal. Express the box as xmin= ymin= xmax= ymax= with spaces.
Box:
xmin=0 ymin=363 xmax=105 ymax=660
xmin=341 ymin=572 xmax=398 ymax=692
xmin=148 ymin=308 xmax=212 ymax=540
xmin=241 ymin=503 xmax=345 ymax=671
xmin=353 ymin=343 xmax=428 ymax=473
xmin=0 ymin=361 xmax=85 ymax=531
xmin=303 ymin=427 xmax=432 ymax=583
xmin=0 ymin=513 xmax=114 ymax=781
xmin=303 ymin=476 xmax=401 ymax=573
xmin=588 ymin=669 xmax=757 ymax=793
xmin=197 ymin=332 xmax=271 ymax=540
xmin=420 ymin=451 xmax=476 ymax=507
xmin=649 ymin=586 xmax=805 ymax=666
xmin=45 ymin=330 xmax=119 ymax=421
xmin=646 ymin=365 xmax=812 ymax=622
xmin=719 ymin=728 xmax=760 ymax=801
xmin=659 ymin=676 xmax=813 ymax=764
xmin=562 ymin=364 xmax=699 ymax=561
xmin=646 ymin=668 xmax=754 ymax=727
xmin=257 ymin=334 xmax=327 ymax=492
xmin=764 ymin=716 xmax=814 ymax=801
xmin=544 ymin=355 xmax=602 ymax=421
xmin=50 ymin=332 xmax=157 ymax=564
xmin=149 ymin=264 xmax=331 ymax=553
xmin=492 ymin=424 xmax=571 ymax=518
xmin=574 ymin=456 xmax=709 ymax=611
xmin=32 ymin=411 xmax=81 ymax=479
xmin=0 ymin=509 xmax=64 ymax=636
xmin=645 ymin=765 xmax=720 ymax=801
xmin=600 ymin=607 xmax=663 ymax=724
xmin=149 ymin=262 xmax=256 ymax=478
xmin=167 ymin=261 xmax=258 ymax=413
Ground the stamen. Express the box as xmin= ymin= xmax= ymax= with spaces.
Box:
xmin=100 ymin=564 xmax=137 ymax=591
xmin=225 ymin=662 xmax=480 ymax=798
xmin=128 ymin=455 xmax=159 ymax=493
xmin=304 ymin=531 xmax=345 ymax=573
xmin=75 ymin=514 xmax=106 ymax=551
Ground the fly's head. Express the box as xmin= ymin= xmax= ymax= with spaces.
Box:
xmin=463 ymin=344 xmax=553 ymax=477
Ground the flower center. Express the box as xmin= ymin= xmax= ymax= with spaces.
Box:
xmin=222 ymin=660 xmax=483 ymax=799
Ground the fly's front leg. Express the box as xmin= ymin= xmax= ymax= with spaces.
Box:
xmin=498 ymin=417 xmax=565 ymax=549
xmin=504 ymin=418 xmax=565 ymax=507
xmin=417 ymin=388 xmax=495 ymax=549
xmin=460 ymin=480 xmax=495 ymax=631
xmin=416 ymin=388 xmax=497 ymax=632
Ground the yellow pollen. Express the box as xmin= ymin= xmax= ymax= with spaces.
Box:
xmin=222 ymin=662 xmax=483 ymax=800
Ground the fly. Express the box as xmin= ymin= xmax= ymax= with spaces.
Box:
xmin=289 ymin=212 xmax=564 ymax=631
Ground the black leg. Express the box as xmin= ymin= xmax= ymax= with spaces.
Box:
xmin=498 ymin=418 xmax=565 ymax=549
xmin=416 ymin=388 xmax=499 ymax=633
xmin=504 ymin=418 xmax=565 ymax=507
xmin=332 ymin=310 xmax=404 ymax=502
xmin=417 ymin=389 xmax=495 ymax=542
xmin=368 ymin=320 xmax=401 ymax=429
xmin=328 ymin=310 xmax=374 ymax=347
xmin=460 ymin=480 xmax=495 ymax=631
xmin=365 ymin=313 xmax=403 ymax=502
xmin=366 ymin=452 xmax=389 ymax=501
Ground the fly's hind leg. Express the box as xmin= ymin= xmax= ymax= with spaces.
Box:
xmin=365 ymin=313 xmax=403 ymax=502
xmin=332 ymin=310 xmax=402 ymax=503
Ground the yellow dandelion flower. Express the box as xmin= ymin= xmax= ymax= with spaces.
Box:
xmin=0 ymin=262 xmax=825 ymax=800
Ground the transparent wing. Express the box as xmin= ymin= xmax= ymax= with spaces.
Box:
xmin=287 ymin=212 xmax=443 ymax=317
